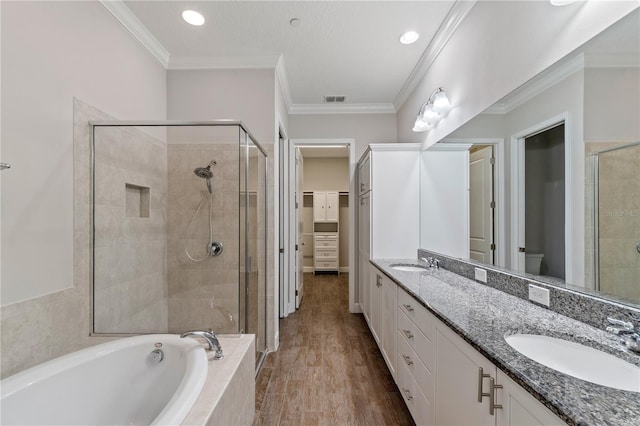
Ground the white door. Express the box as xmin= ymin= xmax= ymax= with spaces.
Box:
xmin=295 ymin=148 xmax=304 ymax=308
xmin=469 ymin=146 xmax=494 ymax=264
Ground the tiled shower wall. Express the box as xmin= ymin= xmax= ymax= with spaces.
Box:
xmin=167 ymin=143 xmax=240 ymax=334
xmin=93 ymin=126 xmax=168 ymax=333
xmin=585 ymin=142 xmax=640 ymax=302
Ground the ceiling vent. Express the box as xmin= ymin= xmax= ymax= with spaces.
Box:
xmin=323 ymin=95 xmax=346 ymax=103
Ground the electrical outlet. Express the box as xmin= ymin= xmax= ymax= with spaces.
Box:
xmin=474 ymin=267 xmax=487 ymax=283
xmin=528 ymin=284 xmax=550 ymax=307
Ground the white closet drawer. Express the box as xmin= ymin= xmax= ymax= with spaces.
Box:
xmin=314 ymin=260 xmax=338 ymax=269
xmin=314 ymin=249 xmax=337 ymax=260
xmin=314 ymin=238 xmax=337 ymax=248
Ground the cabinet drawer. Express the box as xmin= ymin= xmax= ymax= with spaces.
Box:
xmin=396 ymin=355 xmax=434 ymax=426
xmin=314 ymin=250 xmax=337 ymax=260
xmin=315 ymin=260 xmax=338 ymax=269
xmin=315 ymin=238 xmax=337 ymax=248
xmin=397 ymin=328 xmax=434 ymax=404
xmin=398 ymin=309 xmax=435 ymax=372
xmin=398 ymin=288 xmax=436 ymax=340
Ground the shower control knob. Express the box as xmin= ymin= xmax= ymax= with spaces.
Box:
xmin=207 ymin=241 xmax=224 ymax=256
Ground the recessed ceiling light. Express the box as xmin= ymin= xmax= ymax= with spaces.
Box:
xmin=182 ymin=10 xmax=205 ymax=26
xmin=549 ymin=0 xmax=577 ymax=5
xmin=400 ymin=31 xmax=419 ymax=45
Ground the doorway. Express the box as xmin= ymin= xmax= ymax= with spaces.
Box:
xmin=469 ymin=145 xmax=495 ymax=264
xmin=279 ymin=139 xmax=356 ymax=319
xmin=511 ymin=116 xmax=569 ymax=281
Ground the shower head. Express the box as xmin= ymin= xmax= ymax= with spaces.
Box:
xmin=194 ymin=160 xmax=217 ymax=193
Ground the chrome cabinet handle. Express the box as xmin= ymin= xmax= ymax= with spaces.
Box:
xmin=402 ymin=354 xmax=413 ymax=366
xmin=0 ymin=162 xmax=10 ymax=170
xmin=489 ymin=377 xmax=503 ymax=415
xmin=403 ymin=304 xmax=414 ymax=312
xmin=402 ymin=388 xmax=413 ymax=401
xmin=376 ymin=275 xmax=382 ymax=287
xmin=402 ymin=329 xmax=414 ymax=339
xmin=477 ymin=367 xmax=490 ymax=402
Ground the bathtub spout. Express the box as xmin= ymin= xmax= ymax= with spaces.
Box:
xmin=180 ymin=330 xmax=224 ymax=360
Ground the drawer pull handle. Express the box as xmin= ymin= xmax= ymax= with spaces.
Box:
xmin=402 ymin=388 xmax=413 ymax=401
xmin=477 ymin=367 xmax=491 ymax=402
xmin=403 ymin=304 xmax=414 ymax=312
xmin=402 ymin=329 xmax=414 ymax=339
xmin=402 ymin=354 xmax=413 ymax=366
xmin=489 ymin=377 xmax=503 ymax=415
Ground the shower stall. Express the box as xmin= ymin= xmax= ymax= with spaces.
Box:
xmin=90 ymin=121 xmax=268 ymax=367
xmin=591 ymin=141 xmax=640 ymax=302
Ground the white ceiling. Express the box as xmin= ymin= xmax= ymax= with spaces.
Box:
xmin=120 ymin=1 xmax=460 ymax=111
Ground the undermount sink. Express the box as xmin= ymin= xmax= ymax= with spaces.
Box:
xmin=390 ymin=264 xmax=428 ymax=272
xmin=505 ymin=334 xmax=640 ymax=393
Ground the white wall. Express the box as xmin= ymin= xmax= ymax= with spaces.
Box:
xmin=585 ymin=67 xmax=640 ymax=143
xmin=1 ymin=1 xmax=167 ymax=305
xmin=288 ymin=114 xmax=397 ymax=160
xmin=397 ymin=1 xmax=638 ymax=147
xmin=302 ymin=157 xmax=349 ymax=192
xmin=167 ymin=69 xmax=275 ymax=145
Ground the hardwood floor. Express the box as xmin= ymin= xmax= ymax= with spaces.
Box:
xmin=254 ymin=273 xmax=414 ymax=426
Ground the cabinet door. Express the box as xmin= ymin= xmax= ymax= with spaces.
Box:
xmin=358 ymin=193 xmax=370 ymax=256
xmin=358 ymin=153 xmax=370 ymax=194
xmin=325 ymin=191 xmax=339 ymax=222
xmin=313 ymin=192 xmax=326 ymax=222
xmin=369 ymin=270 xmax=382 ymax=344
xmin=495 ymin=371 xmax=564 ymax=426
xmin=359 ymin=254 xmax=370 ymax=322
xmin=380 ymin=275 xmax=397 ymax=377
xmin=435 ymin=327 xmax=494 ymax=426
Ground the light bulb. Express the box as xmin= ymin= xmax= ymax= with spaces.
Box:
xmin=412 ymin=116 xmax=432 ymax=133
xmin=432 ymin=90 xmax=450 ymax=112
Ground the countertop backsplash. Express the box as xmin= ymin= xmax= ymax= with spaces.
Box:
xmin=417 ymin=249 xmax=640 ymax=331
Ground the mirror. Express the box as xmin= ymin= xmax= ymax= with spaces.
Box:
xmin=420 ymin=9 xmax=640 ymax=306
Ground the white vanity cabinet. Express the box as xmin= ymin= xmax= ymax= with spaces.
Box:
xmin=391 ymin=286 xmax=564 ymax=426
xmin=435 ymin=318 xmax=564 ymax=426
xmin=369 ymin=266 xmax=397 ymax=377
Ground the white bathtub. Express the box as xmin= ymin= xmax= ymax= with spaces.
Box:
xmin=0 ymin=334 xmax=208 ymax=425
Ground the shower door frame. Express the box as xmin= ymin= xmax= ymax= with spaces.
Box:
xmin=88 ymin=120 xmax=268 ymax=338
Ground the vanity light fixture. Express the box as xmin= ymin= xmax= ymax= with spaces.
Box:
xmin=182 ymin=10 xmax=205 ymax=26
xmin=412 ymin=88 xmax=451 ymax=133
xmin=400 ymin=31 xmax=419 ymax=45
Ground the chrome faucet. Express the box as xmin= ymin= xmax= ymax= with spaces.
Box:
xmin=420 ymin=256 xmax=440 ymax=269
xmin=606 ymin=317 xmax=640 ymax=354
xmin=181 ymin=330 xmax=224 ymax=359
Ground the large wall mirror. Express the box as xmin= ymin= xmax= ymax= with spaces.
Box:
xmin=420 ymin=9 xmax=639 ymax=307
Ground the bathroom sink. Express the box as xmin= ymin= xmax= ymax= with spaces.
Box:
xmin=390 ymin=264 xmax=428 ymax=272
xmin=505 ymin=334 xmax=640 ymax=392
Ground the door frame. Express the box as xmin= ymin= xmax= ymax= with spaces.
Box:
xmin=440 ymin=138 xmax=506 ymax=267
xmin=510 ymin=112 xmax=572 ymax=282
xmin=283 ymin=138 xmax=357 ymax=314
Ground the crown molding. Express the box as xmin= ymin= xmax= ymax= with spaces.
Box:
xmin=168 ymin=55 xmax=280 ymax=70
xmin=289 ymin=103 xmax=397 ymax=115
xmin=99 ymin=0 xmax=169 ymax=67
xmin=275 ymin=55 xmax=293 ymax=112
xmin=484 ymin=53 xmax=585 ymax=115
xmin=393 ymin=0 xmax=477 ymax=110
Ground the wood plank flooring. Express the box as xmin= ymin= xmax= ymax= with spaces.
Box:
xmin=254 ymin=273 xmax=414 ymax=426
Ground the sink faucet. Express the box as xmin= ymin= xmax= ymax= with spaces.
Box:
xmin=420 ymin=256 xmax=440 ymax=269
xmin=181 ymin=330 xmax=224 ymax=359
xmin=606 ymin=317 xmax=640 ymax=354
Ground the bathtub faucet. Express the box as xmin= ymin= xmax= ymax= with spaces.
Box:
xmin=180 ymin=330 xmax=224 ymax=360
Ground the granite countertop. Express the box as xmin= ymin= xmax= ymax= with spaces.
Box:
xmin=372 ymin=259 xmax=640 ymax=426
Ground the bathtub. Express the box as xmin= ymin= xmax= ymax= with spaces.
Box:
xmin=0 ymin=334 xmax=207 ymax=425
